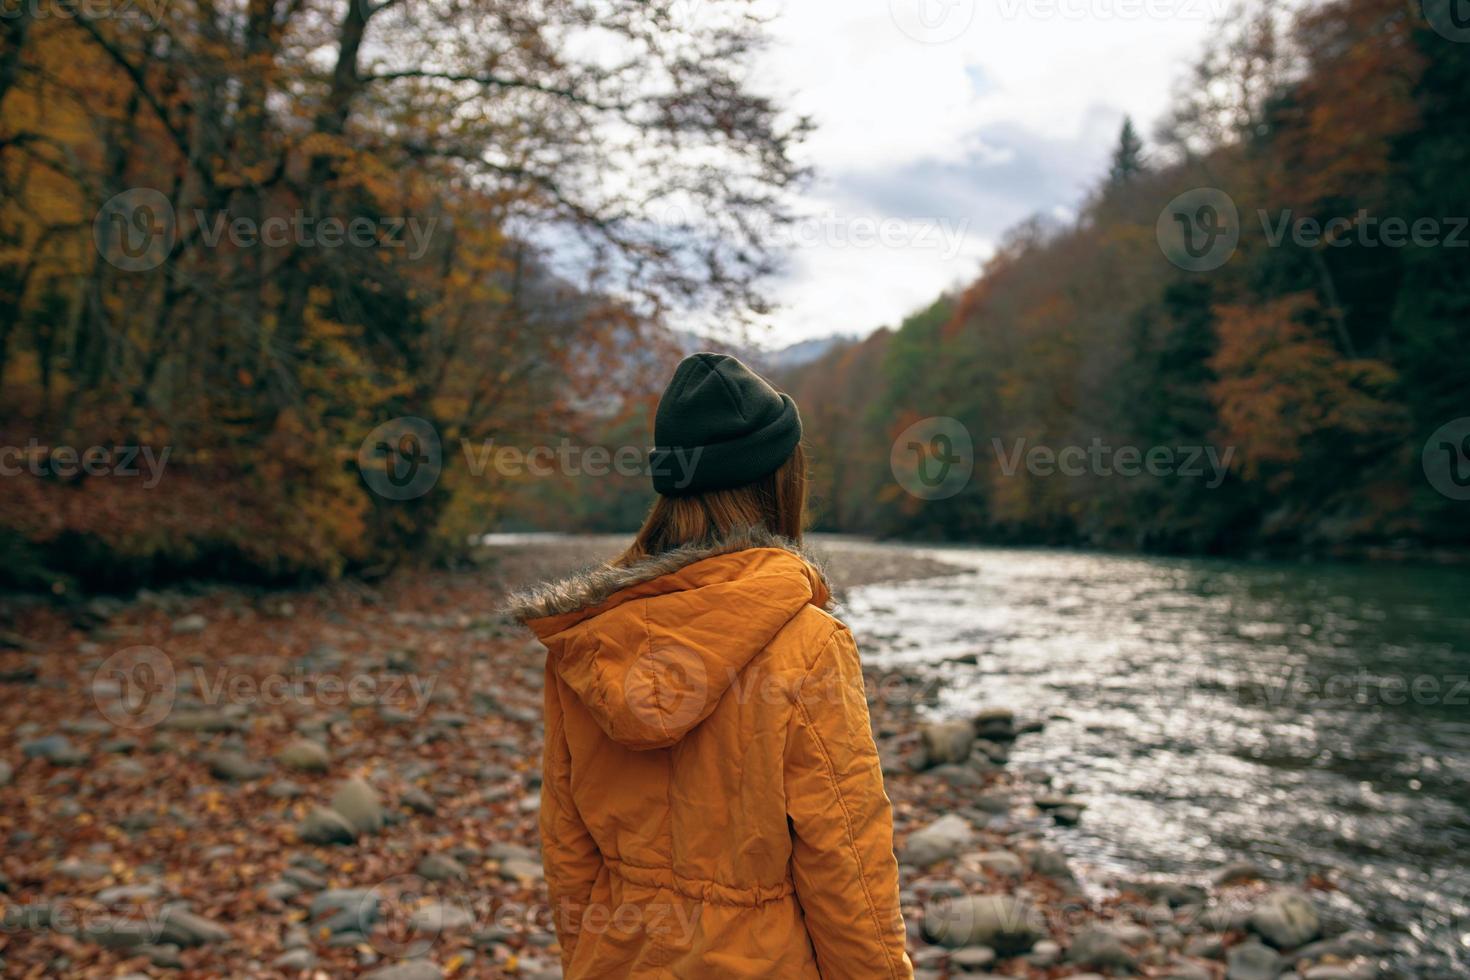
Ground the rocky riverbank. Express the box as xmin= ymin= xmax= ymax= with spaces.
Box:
xmin=0 ymin=537 xmax=1399 ymax=977
xmin=868 ymin=692 xmax=1397 ymax=979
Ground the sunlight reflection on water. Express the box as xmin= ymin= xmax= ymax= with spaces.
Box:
xmin=839 ymin=544 xmax=1470 ymax=974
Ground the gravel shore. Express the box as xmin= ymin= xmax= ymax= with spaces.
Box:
xmin=0 ymin=536 xmax=1394 ymax=978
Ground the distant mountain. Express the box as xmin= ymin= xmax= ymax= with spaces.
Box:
xmin=667 ymin=330 xmax=856 ymax=376
xmin=761 ymin=335 xmax=854 ymax=372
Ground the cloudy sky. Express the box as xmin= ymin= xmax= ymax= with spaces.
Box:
xmin=746 ymin=0 xmax=1231 ymax=345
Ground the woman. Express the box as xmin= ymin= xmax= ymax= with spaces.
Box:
xmin=509 ymin=353 xmax=912 ymax=979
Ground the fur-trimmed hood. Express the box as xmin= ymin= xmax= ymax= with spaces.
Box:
xmin=505 ymin=528 xmax=833 ymax=749
xmin=504 ymin=526 xmax=830 ymax=624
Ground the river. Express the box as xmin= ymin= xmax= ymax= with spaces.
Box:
xmin=835 ymin=541 xmax=1470 ymax=976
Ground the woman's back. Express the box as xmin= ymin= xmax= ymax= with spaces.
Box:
xmin=512 ymin=529 xmax=911 ymax=979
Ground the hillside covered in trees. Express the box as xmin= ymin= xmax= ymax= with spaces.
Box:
xmin=783 ymin=0 xmax=1470 ymax=559
xmin=0 ymin=0 xmax=804 ymax=590
xmin=4 ymin=0 xmax=1468 ymax=592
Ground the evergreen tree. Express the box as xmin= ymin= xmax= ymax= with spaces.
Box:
xmin=1107 ymin=117 xmax=1146 ymax=186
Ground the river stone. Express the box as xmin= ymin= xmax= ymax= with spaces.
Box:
xmin=1286 ymin=931 xmax=1388 ymax=966
xmin=408 ymin=901 xmax=474 ymax=933
xmin=417 ymin=853 xmax=467 ymax=882
xmin=498 ymin=857 xmax=545 ymax=882
xmin=165 ymin=710 xmax=240 ymax=733
xmin=97 ymin=883 xmax=163 ymax=905
xmin=362 ymin=962 xmax=444 ymax=980
xmin=281 ymin=866 xmax=326 ymax=891
xmin=171 ymin=614 xmax=207 ymax=634
xmin=1068 ymin=925 xmax=1138 ymax=970
xmin=1213 ymin=860 xmax=1266 ymax=887
xmin=1227 ymin=939 xmax=1283 ymax=980
xmin=971 ymin=791 xmax=1012 ymax=814
xmin=971 ymin=850 xmax=1024 ymax=878
xmin=274 ymin=948 xmax=316 ymax=970
xmin=311 ymin=888 xmax=379 ymax=934
xmin=330 ymin=777 xmax=383 ymax=834
xmin=23 ymin=735 xmax=87 ymax=766
xmin=278 ymin=739 xmax=330 ymax=772
xmin=919 ymin=721 xmax=974 ymax=767
xmin=298 ymin=806 xmax=357 ymax=845
xmin=143 ymin=943 xmax=183 ymax=968
xmin=901 ymin=814 xmax=975 ymax=867
xmin=158 ymin=908 xmax=230 ymax=946
xmin=950 ymin=945 xmax=996 ymax=971
xmin=207 ymin=751 xmax=267 ymax=782
xmin=1249 ymin=889 xmax=1320 ymax=949
xmin=972 ymin=707 xmax=1015 ymax=739
xmin=57 ymin=857 xmax=111 ymax=880
xmin=1185 ymin=934 xmax=1226 ymax=959
xmin=922 ymin=894 xmax=1044 ymax=953
xmin=1029 ymin=845 xmax=1074 ymax=881
xmin=1027 ymin=938 xmax=1061 ymax=967
xmin=1165 ymin=959 xmax=1214 ymax=980
xmin=399 ymin=787 xmax=436 ymax=815
xmin=81 ymin=918 xmax=158 ymax=948
xmin=1300 ymin=967 xmax=1361 ymax=980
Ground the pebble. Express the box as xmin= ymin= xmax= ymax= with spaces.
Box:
xmin=1027 ymin=938 xmax=1062 ymax=967
xmin=331 ymin=777 xmax=384 ymax=834
xmin=171 ymin=614 xmax=208 ymax=633
xmin=922 ymin=894 xmax=1044 ymax=953
xmin=498 ymin=857 xmax=545 ymax=882
xmin=901 ymin=814 xmax=975 ymax=867
xmin=417 ymin=853 xmax=467 ymax=882
xmin=970 ymin=850 xmax=1024 ymax=878
xmin=273 ymin=948 xmax=316 ymax=970
xmin=22 ymin=735 xmax=88 ymax=766
xmin=206 ymin=751 xmax=268 ymax=782
xmin=298 ymin=806 xmax=358 ymax=845
xmin=281 ymin=866 xmax=326 ymax=890
xmin=950 ymin=945 xmax=996 ymax=970
xmin=97 ymin=883 xmax=163 ymax=904
xmin=362 ymin=962 xmax=444 ymax=980
xmin=311 ymin=888 xmax=379 ymax=935
xmin=1228 ymin=939 xmax=1284 ymax=980
xmin=159 ymin=907 xmax=231 ymax=946
xmin=278 ymin=738 xmax=331 ymax=772
xmin=1068 ymin=925 xmax=1138 ymax=970
xmin=918 ymin=720 xmax=975 ymax=767
xmin=408 ymin=901 xmax=475 ymax=933
xmin=1249 ymin=889 xmax=1321 ymax=949
xmin=143 ymin=943 xmax=183 ymax=967
xmin=1213 ymin=860 xmax=1267 ymax=887
xmin=399 ymin=786 xmax=437 ymax=815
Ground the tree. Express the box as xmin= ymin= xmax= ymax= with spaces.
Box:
xmin=0 ymin=0 xmax=810 ymax=586
xmin=1107 ymin=117 xmax=1146 ymax=187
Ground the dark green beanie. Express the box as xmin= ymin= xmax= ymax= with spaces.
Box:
xmin=648 ymin=352 xmax=802 ymax=496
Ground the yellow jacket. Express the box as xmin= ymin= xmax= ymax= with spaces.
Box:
xmin=510 ymin=529 xmax=912 ymax=979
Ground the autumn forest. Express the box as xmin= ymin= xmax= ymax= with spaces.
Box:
xmin=2 ymin=0 xmax=1469 ymax=593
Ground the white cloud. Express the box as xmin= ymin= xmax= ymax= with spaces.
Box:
xmin=749 ymin=0 xmax=1230 ymax=342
